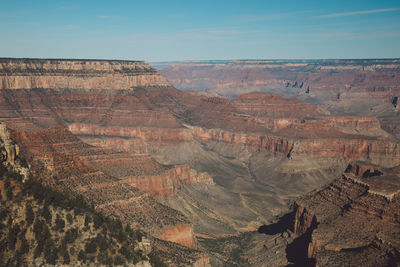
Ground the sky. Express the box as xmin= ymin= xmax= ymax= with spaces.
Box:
xmin=1 ymin=0 xmax=400 ymax=61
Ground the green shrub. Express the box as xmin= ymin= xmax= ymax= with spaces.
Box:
xmin=0 ymin=207 xmax=9 ymax=220
xmin=93 ymin=214 xmax=103 ymax=229
xmin=149 ymin=251 xmax=168 ymax=267
xmin=63 ymin=251 xmax=70 ymax=264
xmin=25 ymin=205 xmax=34 ymax=225
xmin=40 ymin=205 xmax=51 ymax=221
xmin=34 ymin=243 xmax=43 ymax=258
xmin=64 ymin=227 xmax=79 ymax=244
xmin=44 ymin=246 xmax=57 ymax=265
xmin=119 ymin=243 xmax=133 ymax=260
xmin=78 ymin=250 xmax=86 ymax=263
xmin=66 ymin=213 xmax=73 ymax=224
xmin=55 ymin=215 xmax=65 ymax=231
xmin=85 ymin=239 xmax=98 ymax=254
xmin=114 ymin=255 xmax=126 ymax=265
xmin=18 ymin=237 xmax=29 ymax=255
xmin=84 ymin=215 xmax=91 ymax=227
xmin=7 ymin=224 xmax=19 ymax=250
xmin=6 ymin=185 xmax=13 ymax=200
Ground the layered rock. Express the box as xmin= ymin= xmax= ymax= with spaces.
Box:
xmin=8 ymin=125 xmax=202 ymax=251
xmin=156 ymin=59 xmax=400 ymax=97
xmin=0 ymin=58 xmax=399 ymax=266
xmin=0 ymin=58 xmax=170 ymax=90
xmin=80 ymin=152 xmax=214 ymax=198
xmin=0 ymin=65 xmax=397 ymax=167
xmin=156 ymin=59 xmax=400 ymax=119
xmin=292 ymin=138 xmax=400 ymax=167
xmin=233 ymin=92 xmax=323 ymax=118
xmin=290 ymin=172 xmax=400 ymax=266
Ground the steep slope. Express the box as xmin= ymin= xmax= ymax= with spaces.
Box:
xmin=290 ymin=167 xmax=400 ymax=266
xmin=156 ymin=59 xmax=400 ymax=131
xmin=0 ymin=58 xmax=170 ymax=90
xmin=1 ymin=58 xmax=399 ymax=266
xmin=0 ymin=135 xmax=161 ymax=266
xmin=10 ymin=126 xmax=199 ymax=248
xmin=0 ymin=121 xmax=211 ymax=266
xmin=156 ymin=59 xmax=400 ymax=101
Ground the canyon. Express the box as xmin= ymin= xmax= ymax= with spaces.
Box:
xmin=157 ymin=59 xmax=400 ymax=138
xmin=0 ymin=58 xmax=399 ymax=266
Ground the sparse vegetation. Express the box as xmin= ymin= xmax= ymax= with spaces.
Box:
xmin=0 ymin=155 xmax=156 ymax=266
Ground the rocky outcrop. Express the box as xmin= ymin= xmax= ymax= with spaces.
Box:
xmin=187 ymin=124 xmax=293 ymax=155
xmin=293 ymin=138 xmax=400 ymax=167
xmin=80 ymin=151 xmax=215 ymax=198
xmin=119 ymin=166 xmax=214 ymax=198
xmin=160 ymin=225 xmax=197 ymax=249
xmin=325 ymin=116 xmax=382 ymax=132
xmin=0 ymin=122 xmax=19 ymax=164
xmin=289 ymin=173 xmax=400 ymax=266
xmin=345 ymin=162 xmax=383 ymax=178
xmin=292 ymin=205 xmax=316 ymax=237
xmin=0 ymin=122 xmax=29 ymax=180
xmin=68 ymin=123 xmax=193 ymax=144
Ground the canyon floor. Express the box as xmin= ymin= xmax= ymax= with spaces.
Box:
xmin=0 ymin=58 xmax=399 ymax=266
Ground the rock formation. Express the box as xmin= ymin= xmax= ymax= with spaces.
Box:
xmin=0 ymin=58 xmax=399 ymax=266
xmin=0 ymin=58 xmax=170 ymax=90
xmin=290 ymin=170 xmax=400 ymax=266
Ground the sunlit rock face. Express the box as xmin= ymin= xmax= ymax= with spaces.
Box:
xmin=0 ymin=58 xmax=399 ymax=266
xmin=0 ymin=58 xmax=171 ymax=90
xmin=156 ymin=59 xmax=400 ymax=99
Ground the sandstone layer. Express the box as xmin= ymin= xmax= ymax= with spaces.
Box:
xmin=0 ymin=58 xmax=170 ymax=90
xmin=291 ymin=171 xmax=400 ymax=266
xmin=156 ymin=59 xmax=400 ymax=132
xmin=0 ymin=58 xmax=399 ymax=266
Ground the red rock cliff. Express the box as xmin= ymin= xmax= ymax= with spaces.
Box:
xmin=0 ymin=58 xmax=170 ymax=90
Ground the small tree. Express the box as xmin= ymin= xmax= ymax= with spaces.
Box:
xmin=66 ymin=213 xmax=73 ymax=224
xmin=85 ymin=239 xmax=98 ymax=254
xmin=34 ymin=243 xmax=43 ymax=258
xmin=63 ymin=251 xmax=70 ymax=264
xmin=40 ymin=205 xmax=51 ymax=221
xmin=55 ymin=215 xmax=65 ymax=232
xmin=114 ymin=255 xmax=126 ymax=265
xmin=64 ymin=227 xmax=78 ymax=244
xmin=44 ymin=246 xmax=57 ymax=265
xmin=18 ymin=237 xmax=30 ymax=255
xmin=6 ymin=185 xmax=13 ymax=200
xmin=93 ymin=214 xmax=103 ymax=229
xmin=78 ymin=250 xmax=86 ymax=263
xmin=84 ymin=215 xmax=91 ymax=227
xmin=25 ymin=205 xmax=34 ymax=225
xmin=7 ymin=224 xmax=20 ymax=250
xmin=149 ymin=251 xmax=168 ymax=267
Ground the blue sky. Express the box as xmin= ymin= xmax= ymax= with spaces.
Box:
xmin=1 ymin=0 xmax=399 ymax=61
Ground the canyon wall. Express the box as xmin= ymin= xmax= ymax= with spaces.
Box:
xmin=8 ymin=125 xmax=203 ymax=251
xmin=156 ymin=59 xmax=400 ymax=119
xmin=0 ymin=58 xmax=170 ymax=90
xmin=157 ymin=59 xmax=400 ymax=96
xmin=0 ymin=58 xmax=399 ymax=266
xmin=0 ymin=59 xmax=398 ymax=168
xmin=290 ymin=172 xmax=400 ymax=266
